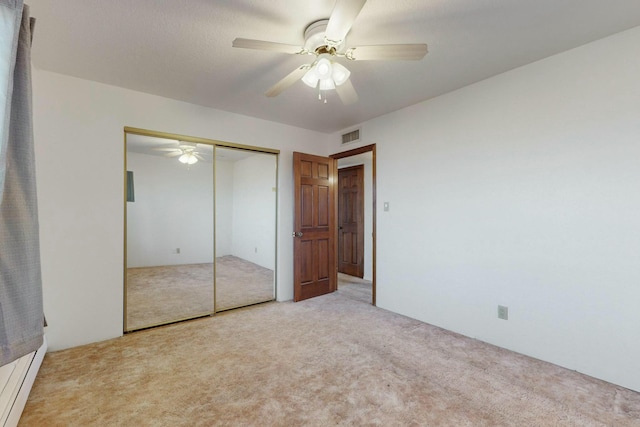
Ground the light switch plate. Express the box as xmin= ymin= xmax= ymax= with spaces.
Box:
xmin=498 ymin=305 xmax=508 ymax=320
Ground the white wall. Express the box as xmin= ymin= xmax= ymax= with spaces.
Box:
xmin=230 ymin=153 xmax=277 ymax=270
xmin=330 ymin=26 xmax=640 ymax=392
xmin=126 ymin=152 xmax=220 ymax=267
xmin=33 ymin=70 xmax=330 ymax=351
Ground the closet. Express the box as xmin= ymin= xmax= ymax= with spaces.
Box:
xmin=124 ymin=128 xmax=278 ymax=332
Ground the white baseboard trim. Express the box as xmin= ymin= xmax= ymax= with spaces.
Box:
xmin=0 ymin=336 xmax=47 ymax=427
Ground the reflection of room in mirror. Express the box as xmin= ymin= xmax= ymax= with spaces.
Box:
xmin=214 ymin=255 xmax=274 ymax=311
xmin=336 ymin=152 xmax=373 ymax=304
xmin=126 ymin=142 xmax=215 ymax=330
xmin=215 ymin=147 xmax=277 ymax=312
xmin=126 ymin=264 xmax=214 ymax=331
xmin=126 ymin=256 xmax=274 ymax=330
xmin=125 ymin=133 xmax=278 ymax=331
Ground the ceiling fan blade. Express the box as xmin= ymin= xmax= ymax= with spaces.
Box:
xmin=335 ymin=79 xmax=358 ymax=105
xmin=346 ymin=44 xmax=428 ymax=61
xmin=154 ymin=148 xmax=180 ymax=152
xmin=265 ymin=65 xmax=310 ymax=97
xmin=166 ymin=152 xmax=182 ymax=157
xmin=232 ymin=38 xmax=304 ymax=55
xmin=194 ymin=153 xmax=205 ymax=161
xmin=325 ymin=0 xmax=367 ymax=44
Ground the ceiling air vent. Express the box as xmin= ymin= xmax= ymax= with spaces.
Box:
xmin=341 ymin=128 xmax=360 ymax=145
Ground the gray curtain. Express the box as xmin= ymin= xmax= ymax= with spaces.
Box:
xmin=0 ymin=1 xmax=43 ymax=366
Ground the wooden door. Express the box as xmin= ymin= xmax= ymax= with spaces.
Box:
xmin=293 ymin=152 xmax=337 ymax=302
xmin=338 ymin=165 xmax=364 ymax=278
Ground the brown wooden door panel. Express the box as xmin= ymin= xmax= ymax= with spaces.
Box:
xmin=317 ymin=162 xmax=329 ymax=179
xmin=300 ymin=160 xmax=313 ymax=177
xmin=342 ymin=232 xmax=358 ymax=264
xmin=317 ymin=186 xmax=329 ymax=227
xmin=293 ymin=152 xmax=337 ymax=302
xmin=301 ymin=185 xmax=314 ymax=228
xmin=317 ymin=238 xmax=330 ymax=279
xmin=338 ymin=165 xmax=364 ymax=278
xmin=299 ymin=239 xmax=313 ymax=284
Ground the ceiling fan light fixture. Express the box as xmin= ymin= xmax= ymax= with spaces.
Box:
xmin=332 ymin=62 xmax=350 ymax=86
xmin=302 ymin=58 xmax=350 ymax=91
xmin=179 ymin=152 xmax=198 ymax=165
xmin=302 ymin=67 xmax=319 ymax=88
xmin=316 ymin=58 xmax=333 ymax=79
xmin=233 ymin=0 xmax=428 ymax=105
xmin=319 ymin=78 xmax=336 ymax=91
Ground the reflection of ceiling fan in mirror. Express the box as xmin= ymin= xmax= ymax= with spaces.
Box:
xmin=232 ymin=0 xmax=428 ymax=104
xmin=153 ymin=142 xmax=205 ymax=165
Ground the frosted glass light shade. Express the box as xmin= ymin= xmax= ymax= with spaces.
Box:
xmin=332 ymin=62 xmax=350 ymax=86
xmin=302 ymin=67 xmax=319 ymax=88
xmin=315 ymin=58 xmax=332 ymax=79
xmin=301 ymin=59 xmax=350 ymax=91
xmin=319 ymin=79 xmax=335 ymax=90
xmin=179 ymin=153 xmax=198 ymax=165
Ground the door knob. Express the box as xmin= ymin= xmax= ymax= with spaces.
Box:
xmin=292 ymin=231 xmax=303 ymax=237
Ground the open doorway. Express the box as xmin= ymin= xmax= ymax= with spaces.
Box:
xmin=331 ymin=145 xmax=376 ymax=305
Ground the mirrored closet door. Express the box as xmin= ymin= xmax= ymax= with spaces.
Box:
xmin=125 ymin=133 xmax=215 ymax=331
xmin=124 ymin=129 xmax=278 ymax=332
xmin=214 ymin=146 xmax=277 ymax=311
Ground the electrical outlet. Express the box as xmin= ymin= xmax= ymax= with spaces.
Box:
xmin=384 ymin=202 xmax=390 ymax=212
xmin=498 ymin=305 xmax=508 ymax=320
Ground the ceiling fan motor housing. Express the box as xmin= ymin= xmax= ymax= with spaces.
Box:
xmin=304 ymin=19 xmax=344 ymax=54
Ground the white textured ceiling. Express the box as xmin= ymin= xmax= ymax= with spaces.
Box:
xmin=26 ymin=0 xmax=640 ymax=133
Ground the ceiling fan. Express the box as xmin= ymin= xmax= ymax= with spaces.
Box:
xmin=153 ymin=142 xmax=205 ymax=165
xmin=232 ymin=0 xmax=428 ymax=104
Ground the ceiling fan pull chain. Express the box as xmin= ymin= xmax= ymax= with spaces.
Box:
xmin=318 ymin=88 xmax=328 ymax=104
xmin=315 ymin=82 xmax=328 ymax=104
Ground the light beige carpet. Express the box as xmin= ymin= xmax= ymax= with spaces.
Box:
xmin=21 ymin=291 xmax=639 ymax=426
xmin=127 ymin=255 xmax=274 ymax=330
xmin=337 ymin=272 xmax=372 ymax=304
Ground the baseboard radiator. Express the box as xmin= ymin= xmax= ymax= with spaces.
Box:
xmin=0 ymin=336 xmax=47 ymax=427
